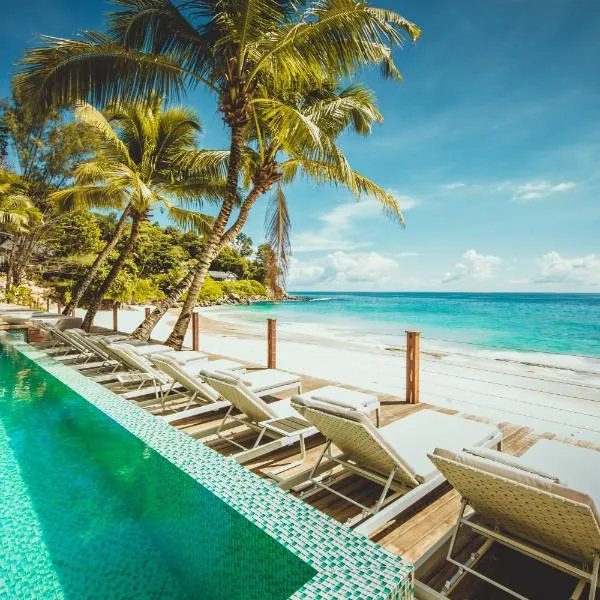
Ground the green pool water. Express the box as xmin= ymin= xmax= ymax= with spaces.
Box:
xmin=0 ymin=343 xmax=316 ymax=599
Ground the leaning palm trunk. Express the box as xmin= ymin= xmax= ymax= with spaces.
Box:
xmin=130 ymin=177 xmax=266 ymax=344
xmin=165 ymin=245 xmax=218 ymax=349
xmin=63 ymin=205 xmax=132 ymax=315
xmin=165 ymin=169 xmax=277 ymax=349
xmin=81 ymin=217 xmax=141 ymax=331
xmin=131 ymin=119 xmax=248 ymax=344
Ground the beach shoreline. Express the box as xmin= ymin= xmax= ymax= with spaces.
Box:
xmin=84 ymin=304 xmax=600 ymax=445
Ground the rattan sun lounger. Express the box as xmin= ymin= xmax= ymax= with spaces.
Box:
xmin=282 ymin=400 xmax=502 ymax=536
xmin=429 ymin=440 xmax=600 ymax=599
xmin=199 ymin=370 xmax=315 ymax=472
xmin=149 ymin=354 xmax=240 ymax=417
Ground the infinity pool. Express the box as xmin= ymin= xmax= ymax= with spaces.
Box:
xmin=0 ymin=342 xmax=315 ymax=598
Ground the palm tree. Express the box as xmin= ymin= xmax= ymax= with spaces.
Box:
xmin=153 ymin=81 xmax=404 ymax=348
xmin=0 ymin=170 xmax=40 ymax=230
xmin=17 ymin=0 xmax=419 ymax=342
xmin=0 ymin=169 xmax=42 ymax=290
xmin=51 ymin=98 xmax=228 ymax=330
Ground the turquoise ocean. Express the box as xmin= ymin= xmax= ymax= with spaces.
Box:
xmin=209 ymin=292 xmax=600 ymax=359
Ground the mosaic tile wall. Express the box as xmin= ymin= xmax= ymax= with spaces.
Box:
xmin=12 ymin=340 xmax=414 ymax=599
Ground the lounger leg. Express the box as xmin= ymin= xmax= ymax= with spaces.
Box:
xmin=589 ymin=554 xmax=599 ymax=600
xmin=571 ymin=580 xmax=586 ymax=600
xmin=447 ymin=498 xmax=469 ymax=565
xmin=309 ymin=441 xmax=332 ymax=480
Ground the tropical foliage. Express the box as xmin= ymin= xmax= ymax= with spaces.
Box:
xmin=0 ymin=90 xmax=96 ymax=290
xmin=2 ymin=0 xmax=419 ymax=348
xmin=42 ymin=214 xmax=271 ymax=306
xmin=52 ymin=97 xmax=228 ymax=330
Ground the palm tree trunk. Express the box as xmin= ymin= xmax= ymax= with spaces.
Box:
xmin=165 ymin=161 xmax=278 ymax=349
xmin=5 ymin=257 xmax=13 ymax=293
xmin=131 ymin=121 xmax=249 ymax=344
xmin=128 ymin=268 xmax=196 ymax=340
xmin=164 ymin=242 xmax=220 ymax=349
xmin=81 ymin=217 xmax=141 ymax=332
xmin=63 ymin=205 xmax=131 ymax=315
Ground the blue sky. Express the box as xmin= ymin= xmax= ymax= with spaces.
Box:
xmin=2 ymin=0 xmax=599 ymax=291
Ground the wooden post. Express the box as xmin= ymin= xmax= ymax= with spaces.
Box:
xmin=192 ymin=311 xmax=199 ymax=351
xmin=46 ymin=298 xmax=50 ymax=311
xmin=267 ymin=318 xmax=277 ymax=369
xmin=112 ymin=304 xmax=118 ymax=332
xmin=57 ymin=300 xmax=62 ymax=314
xmin=405 ymin=331 xmax=421 ymax=404
xmin=70 ymin=307 xmax=76 ymax=317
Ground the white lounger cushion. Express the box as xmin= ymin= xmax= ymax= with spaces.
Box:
xmin=309 ymin=386 xmax=378 ymax=411
xmin=235 ymin=369 xmax=301 ymax=394
xmin=292 ymin=396 xmax=501 ymax=488
xmin=380 ymin=411 xmax=500 ymax=482
xmin=167 ymin=350 xmax=209 ymax=365
xmin=518 ymin=439 xmax=600 ymax=507
xmin=191 ymin=359 xmax=243 ymax=376
xmin=267 ymin=398 xmax=304 ymax=420
xmin=119 ymin=343 xmax=174 ymax=356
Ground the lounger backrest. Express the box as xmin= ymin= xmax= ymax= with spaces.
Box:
xmin=54 ymin=316 xmax=84 ymax=331
xmin=65 ymin=330 xmax=109 ymax=360
xmin=430 ymin=448 xmax=600 ymax=563
xmin=52 ymin=328 xmax=87 ymax=352
xmin=96 ymin=338 xmax=128 ymax=364
xmin=203 ymin=372 xmax=277 ymax=423
xmin=150 ymin=355 xmax=220 ymax=403
xmin=107 ymin=344 xmax=166 ymax=382
xmin=292 ymin=397 xmax=420 ymax=488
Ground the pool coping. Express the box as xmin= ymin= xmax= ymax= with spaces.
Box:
xmin=10 ymin=340 xmax=414 ymax=599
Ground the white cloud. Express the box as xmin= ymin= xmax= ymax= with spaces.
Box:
xmin=292 ymin=193 xmax=419 ymax=253
xmin=534 ymin=251 xmax=600 ymax=286
xmin=288 ymin=251 xmax=402 ymax=288
xmin=443 ymin=249 xmax=502 ymax=283
xmin=512 ymin=181 xmax=576 ymax=202
xmin=442 ymin=182 xmax=467 ymax=190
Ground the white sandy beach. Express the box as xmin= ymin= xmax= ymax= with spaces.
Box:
xmin=83 ymin=305 xmax=600 ymax=444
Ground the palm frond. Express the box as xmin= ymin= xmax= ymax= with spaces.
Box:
xmin=175 ymin=149 xmax=230 ymax=180
xmin=164 ymin=204 xmax=215 ymax=235
xmin=50 ymin=184 xmax=128 ymax=212
xmin=107 ymin=0 xmax=215 ymax=86
xmin=249 ymin=0 xmax=419 ymax=90
xmin=265 ymin=183 xmax=291 ymax=281
xmin=16 ymin=32 xmax=188 ymax=110
xmin=75 ymin=103 xmax=132 ymax=164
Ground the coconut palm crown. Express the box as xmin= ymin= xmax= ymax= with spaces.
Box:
xmin=53 ymin=96 xmax=229 ymax=328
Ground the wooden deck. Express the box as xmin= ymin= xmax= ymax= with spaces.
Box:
xmin=139 ymin=349 xmax=600 ymax=566
xmin=36 ymin=325 xmax=600 ymax=596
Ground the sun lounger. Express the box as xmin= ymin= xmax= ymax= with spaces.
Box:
xmin=282 ymin=401 xmax=502 ymax=536
xmin=429 ymin=440 xmax=600 ymax=600
xmin=114 ymin=342 xmax=209 ymax=365
xmin=149 ymin=354 xmax=238 ymax=418
xmin=200 ymin=370 xmax=315 ymax=471
xmin=100 ymin=343 xmax=173 ymax=403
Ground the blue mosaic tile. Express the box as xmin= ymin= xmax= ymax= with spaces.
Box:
xmin=11 ymin=340 xmax=414 ymax=599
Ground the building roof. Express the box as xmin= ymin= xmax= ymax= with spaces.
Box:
xmin=208 ymin=270 xmax=237 ymax=281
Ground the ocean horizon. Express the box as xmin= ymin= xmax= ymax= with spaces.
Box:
xmin=208 ymin=291 xmax=600 ymax=360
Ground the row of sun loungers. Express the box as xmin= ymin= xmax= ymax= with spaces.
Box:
xmin=29 ymin=321 xmax=599 ymax=599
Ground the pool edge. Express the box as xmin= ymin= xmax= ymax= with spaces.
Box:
xmin=9 ymin=340 xmax=414 ymax=600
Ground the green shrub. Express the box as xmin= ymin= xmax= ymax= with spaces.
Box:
xmin=197 ymin=276 xmax=224 ymax=302
xmin=221 ymin=279 xmax=266 ymax=298
xmin=2 ymin=285 xmax=40 ymax=308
